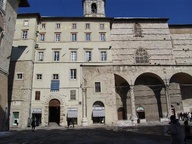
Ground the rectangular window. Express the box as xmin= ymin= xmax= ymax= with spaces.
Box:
xmin=40 ymin=33 xmax=45 ymax=41
xmin=86 ymin=51 xmax=92 ymax=61
xmin=72 ymin=33 xmax=77 ymax=42
xmin=95 ymin=82 xmax=101 ymax=92
xmin=17 ymin=73 xmax=23 ymax=80
xmin=35 ymin=91 xmax=40 ymax=100
xmin=36 ymin=74 xmax=42 ymax=80
xmin=71 ymin=51 xmax=77 ymax=61
xmin=85 ymin=33 xmax=91 ymax=41
xmin=0 ymin=0 xmax=4 ymax=9
xmin=41 ymin=23 xmax=46 ymax=29
xmin=53 ymin=74 xmax=59 ymax=80
xmin=12 ymin=112 xmax=19 ymax=126
xmin=72 ymin=23 xmax=77 ymax=29
xmin=85 ymin=23 xmax=90 ymax=29
xmin=55 ymin=33 xmax=61 ymax=42
xmin=22 ymin=30 xmax=28 ymax=39
xmin=54 ymin=51 xmax=60 ymax=61
xmin=38 ymin=52 xmax=44 ymax=61
xmin=23 ymin=20 xmax=29 ymax=27
xmin=101 ymin=51 xmax=107 ymax=61
xmin=56 ymin=23 xmax=60 ymax=29
xmin=100 ymin=24 xmax=105 ymax=30
xmin=70 ymin=69 xmax=77 ymax=80
xmin=100 ymin=33 xmax=106 ymax=41
xmin=70 ymin=90 xmax=76 ymax=100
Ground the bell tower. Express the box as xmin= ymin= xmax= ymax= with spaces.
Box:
xmin=83 ymin=0 xmax=106 ymax=17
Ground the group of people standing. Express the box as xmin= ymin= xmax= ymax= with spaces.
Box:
xmin=167 ymin=115 xmax=192 ymax=144
xmin=177 ymin=112 xmax=192 ymax=122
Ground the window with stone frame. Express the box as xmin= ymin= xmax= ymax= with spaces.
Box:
xmin=134 ymin=23 xmax=142 ymax=37
xmin=135 ymin=48 xmax=149 ymax=64
xmin=70 ymin=90 xmax=76 ymax=100
xmin=95 ymin=82 xmax=101 ymax=92
xmin=35 ymin=91 xmax=40 ymax=100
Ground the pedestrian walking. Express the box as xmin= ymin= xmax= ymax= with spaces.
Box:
xmin=31 ymin=119 xmax=36 ymax=131
xmin=167 ymin=115 xmax=185 ymax=144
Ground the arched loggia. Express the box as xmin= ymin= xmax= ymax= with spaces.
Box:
xmin=133 ymin=73 xmax=165 ymax=121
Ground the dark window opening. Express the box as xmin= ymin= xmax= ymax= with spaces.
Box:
xmin=91 ymin=3 xmax=97 ymax=13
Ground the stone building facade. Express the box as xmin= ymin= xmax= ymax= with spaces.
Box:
xmin=0 ymin=0 xmax=29 ymax=131
xmin=9 ymin=0 xmax=192 ymax=129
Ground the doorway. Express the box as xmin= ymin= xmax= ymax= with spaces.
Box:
xmin=49 ymin=99 xmax=60 ymax=125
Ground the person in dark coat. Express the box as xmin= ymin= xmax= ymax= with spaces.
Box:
xmin=31 ymin=119 xmax=36 ymax=131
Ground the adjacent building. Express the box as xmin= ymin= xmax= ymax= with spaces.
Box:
xmin=9 ymin=0 xmax=192 ymax=129
xmin=0 ymin=0 xmax=29 ymax=131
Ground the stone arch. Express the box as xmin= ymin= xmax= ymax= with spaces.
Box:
xmin=44 ymin=94 xmax=64 ymax=106
xmin=133 ymin=72 xmax=165 ymax=121
xmin=92 ymin=101 xmax=105 ymax=124
xmin=114 ymin=74 xmax=130 ymax=120
xmin=170 ymin=72 xmax=192 ymax=112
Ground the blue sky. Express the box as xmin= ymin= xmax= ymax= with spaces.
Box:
xmin=18 ymin=0 xmax=192 ymax=24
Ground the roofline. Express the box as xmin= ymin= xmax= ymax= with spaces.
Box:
xmin=19 ymin=0 xmax=30 ymax=7
xmin=17 ymin=13 xmax=41 ymax=21
xmin=169 ymin=24 xmax=192 ymax=28
xmin=113 ymin=17 xmax=169 ymax=22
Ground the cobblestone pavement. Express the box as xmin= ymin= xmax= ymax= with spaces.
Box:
xmin=0 ymin=124 xmax=191 ymax=144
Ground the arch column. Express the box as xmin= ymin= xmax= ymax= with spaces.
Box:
xmin=82 ymin=88 xmax=88 ymax=126
xmin=130 ymin=85 xmax=137 ymax=123
xmin=165 ymin=82 xmax=171 ymax=118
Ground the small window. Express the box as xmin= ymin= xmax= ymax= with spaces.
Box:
xmin=91 ymin=3 xmax=97 ymax=13
xmin=71 ymin=51 xmax=77 ymax=61
xmin=70 ymin=90 xmax=76 ymax=100
xmin=35 ymin=91 xmax=40 ymax=100
xmin=53 ymin=51 xmax=60 ymax=61
xmin=134 ymin=23 xmax=142 ymax=37
xmin=38 ymin=52 xmax=44 ymax=61
xmin=100 ymin=33 xmax=106 ymax=41
xmin=36 ymin=74 xmax=42 ymax=80
xmin=41 ymin=23 xmax=46 ymax=29
xmin=72 ymin=23 xmax=77 ymax=29
xmin=40 ymin=33 xmax=45 ymax=41
xmin=85 ymin=33 xmax=91 ymax=41
xmin=86 ymin=51 xmax=91 ymax=61
xmin=16 ymin=73 xmax=23 ymax=80
xmin=55 ymin=33 xmax=61 ymax=42
xmin=70 ymin=69 xmax=77 ymax=80
xmin=101 ymin=51 xmax=107 ymax=61
xmin=56 ymin=23 xmax=60 ymax=29
xmin=85 ymin=23 xmax=90 ymax=29
xmin=95 ymin=82 xmax=101 ymax=92
xmin=71 ymin=33 xmax=77 ymax=42
xmin=22 ymin=30 xmax=28 ymax=39
xmin=100 ymin=24 xmax=104 ymax=30
xmin=53 ymin=74 xmax=59 ymax=80
xmin=23 ymin=20 xmax=29 ymax=27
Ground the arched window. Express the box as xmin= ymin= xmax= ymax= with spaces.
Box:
xmin=134 ymin=23 xmax=142 ymax=37
xmin=135 ymin=48 xmax=149 ymax=64
xmin=91 ymin=3 xmax=97 ymax=13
